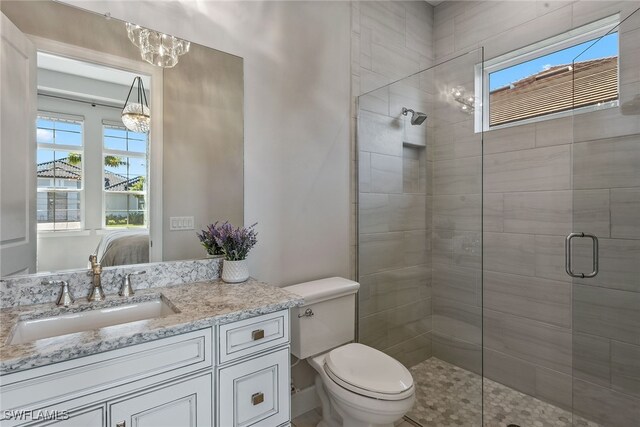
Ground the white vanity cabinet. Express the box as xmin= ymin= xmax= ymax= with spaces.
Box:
xmin=0 ymin=309 xmax=292 ymax=427
xmin=216 ymin=311 xmax=291 ymax=427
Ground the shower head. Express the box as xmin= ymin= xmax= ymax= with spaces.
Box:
xmin=402 ymin=107 xmax=427 ymax=125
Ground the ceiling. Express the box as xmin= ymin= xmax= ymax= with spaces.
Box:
xmin=425 ymin=1 xmax=444 ymax=6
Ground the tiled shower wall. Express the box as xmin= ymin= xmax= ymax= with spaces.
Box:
xmin=352 ymin=1 xmax=435 ymax=367
xmin=354 ymin=0 xmax=639 ymax=424
xmin=431 ymin=1 xmax=640 ymax=425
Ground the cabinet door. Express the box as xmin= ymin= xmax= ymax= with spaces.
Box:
xmin=218 ymin=348 xmax=290 ymax=427
xmin=109 ymin=373 xmax=212 ymax=427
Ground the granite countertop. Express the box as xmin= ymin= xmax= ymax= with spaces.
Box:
xmin=0 ymin=279 xmax=304 ymax=374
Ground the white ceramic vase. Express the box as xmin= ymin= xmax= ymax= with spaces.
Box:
xmin=222 ymin=259 xmax=249 ymax=283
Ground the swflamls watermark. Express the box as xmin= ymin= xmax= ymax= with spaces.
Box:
xmin=1 ymin=409 xmax=70 ymax=421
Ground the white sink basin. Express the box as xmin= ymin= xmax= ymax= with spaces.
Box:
xmin=9 ymin=299 xmax=177 ymax=345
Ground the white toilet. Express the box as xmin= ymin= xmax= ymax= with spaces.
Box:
xmin=285 ymin=277 xmax=415 ymax=427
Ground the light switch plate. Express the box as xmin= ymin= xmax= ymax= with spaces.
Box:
xmin=169 ymin=216 xmax=195 ymax=231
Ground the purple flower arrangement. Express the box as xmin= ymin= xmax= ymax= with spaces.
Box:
xmin=198 ymin=222 xmax=258 ymax=261
xmin=197 ymin=221 xmax=224 ymax=256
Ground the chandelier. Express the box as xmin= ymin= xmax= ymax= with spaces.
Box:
xmin=450 ymin=86 xmax=476 ymax=114
xmin=126 ymin=23 xmax=190 ymax=68
xmin=122 ymin=76 xmax=150 ymax=133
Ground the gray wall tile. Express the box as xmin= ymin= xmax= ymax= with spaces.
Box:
xmin=573 ymin=332 xmax=611 ymax=388
xmin=573 ymin=378 xmax=640 ymax=426
xmin=389 ymin=194 xmax=427 ymax=231
xmin=534 ymin=234 xmax=570 ymax=282
xmin=573 ymin=135 xmax=640 ymax=189
xmin=503 ymin=190 xmax=571 ymax=236
xmin=359 ymin=151 xmax=372 ymax=193
xmin=359 ymin=264 xmax=431 ymax=317
xmin=433 ymin=297 xmax=481 ymax=345
xmin=573 ymin=189 xmax=611 ymax=238
xmin=432 ymin=332 xmax=482 ymax=375
xmin=358 ymin=110 xmax=401 ymax=156
xmin=573 ymin=238 xmax=640 ymax=293
xmin=483 ymin=271 xmax=571 ymax=328
xmin=611 ymin=340 xmax=640 ymax=398
xmin=432 ymin=263 xmax=480 ymax=307
xmin=387 ymin=298 xmax=432 ymax=347
xmin=484 ymin=123 xmax=535 ymax=154
xmin=574 ymin=284 xmax=640 ymax=345
xmin=384 ymin=331 xmax=432 ymax=369
xmin=484 ymin=309 xmax=572 ymax=374
xmin=611 ymin=188 xmax=640 ymax=239
xmin=434 ymin=156 xmax=482 ymax=195
xmin=483 ymin=193 xmax=504 ymax=232
xmin=433 ymin=194 xmax=482 ymax=231
xmin=359 ymin=193 xmax=389 ymax=234
xmin=484 ymin=232 xmax=536 ymax=276
xmin=359 ymin=232 xmax=405 ymax=275
xmin=452 ymin=231 xmax=481 ymax=269
xmin=371 ymin=153 xmax=403 ymax=193
xmin=484 ymin=145 xmax=570 ymax=193
xmin=535 ymin=116 xmax=572 ymax=148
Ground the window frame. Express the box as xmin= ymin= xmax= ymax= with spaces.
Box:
xmin=101 ymin=121 xmax=149 ymax=230
xmin=36 ymin=111 xmax=86 ymax=233
xmin=475 ymin=14 xmax=620 ymax=132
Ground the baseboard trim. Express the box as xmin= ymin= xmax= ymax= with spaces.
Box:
xmin=291 ymin=385 xmax=320 ymax=419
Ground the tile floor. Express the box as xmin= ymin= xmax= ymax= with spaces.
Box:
xmin=292 ymin=408 xmax=416 ymax=427
xmin=406 ymin=358 xmax=601 ymax=427
xmin=293 ymin=358 xmax=601 ymax=427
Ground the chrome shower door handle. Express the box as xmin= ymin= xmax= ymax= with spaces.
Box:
xmin=565 ymin=232 xmax=599 ymax=278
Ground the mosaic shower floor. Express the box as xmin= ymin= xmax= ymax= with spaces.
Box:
xmin=407 ymin=358 xmax=601 ymax=427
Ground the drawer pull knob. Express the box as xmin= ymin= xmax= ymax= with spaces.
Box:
xmin=252 ymin=329 xmax=265 ymax=340
xmin=116 ymin=422 xmax=126 ymax=427
xmin=251 ymin=392 xmax=264 ymax=405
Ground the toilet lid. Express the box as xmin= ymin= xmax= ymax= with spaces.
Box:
xmin=324 ymin=343 xmax=414 ymax=400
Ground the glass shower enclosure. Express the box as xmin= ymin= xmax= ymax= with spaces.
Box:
xmin=356 ymin=7 xmax=639 ymax=426
xmin=357 ymin=48 xmax=484 ymax=426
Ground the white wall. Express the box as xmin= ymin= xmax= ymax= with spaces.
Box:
xmin=65 ymin=0 xmax=352 ymax=286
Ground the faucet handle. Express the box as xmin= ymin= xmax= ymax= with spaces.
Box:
xmin=120 ymin=271 xmax=146 ymax=297
xmin=44 ymin=280 xmax=75 ymax=307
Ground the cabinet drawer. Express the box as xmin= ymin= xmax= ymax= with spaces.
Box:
xmin=218 ymin=311 xmax=289 ymax=364
xmin=109 ymin=373 xmax=212 ymax=427
xmin=218 ymin=347 xmax=290 ymax=427
xmin=1 ymin=329 xmax=212 ymax=412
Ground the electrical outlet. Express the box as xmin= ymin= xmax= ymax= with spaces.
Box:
xmin=169 ymin=216 xmax=194 ymax=231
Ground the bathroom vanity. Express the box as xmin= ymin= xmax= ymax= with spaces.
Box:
xmin=0 ymin=279 xmax=303 ymax=427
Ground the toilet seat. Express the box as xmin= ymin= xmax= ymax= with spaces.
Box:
xmin=323 ymin=343 xmax=414 ymax=401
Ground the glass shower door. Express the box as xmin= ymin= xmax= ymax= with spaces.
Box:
xmin=569 ymin=7 xmax=640 ymax=426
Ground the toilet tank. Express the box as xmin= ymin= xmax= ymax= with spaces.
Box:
xmin=284 ymin=277 xmax=359 ymax=359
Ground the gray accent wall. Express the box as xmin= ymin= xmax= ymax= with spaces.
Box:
xmin=353 ymin=1 xmax=435 ymax=368
xmin=432 ymin=1 xmax=640 ymax=424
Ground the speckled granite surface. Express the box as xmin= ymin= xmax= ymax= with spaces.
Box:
xmin=0 ymin=258 xmax=223 ymax=308
xmin=0 ymin=278 xmax=303 ymax=374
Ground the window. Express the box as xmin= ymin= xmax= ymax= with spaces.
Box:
xmin=36 ymin=114 xmax=84 ymax=231
xmin=478 ymin=15 xmax=619 ymax=130
xmin=102 ymin=123 xmax=148 ymax=228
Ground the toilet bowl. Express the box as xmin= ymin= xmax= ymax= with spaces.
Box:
xmin=284 ymin=277 xmax=415 ymax=427
xmin=309 ymin=343 xmax=415 ymax=427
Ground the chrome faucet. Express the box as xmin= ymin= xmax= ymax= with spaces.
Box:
xmin=120 ymin=270 xmax=146 ymax=297
xmin=88 ymin=254 xmax=106 ymax=302
xmin=45 ymin=280 xmax=75 ymax=307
